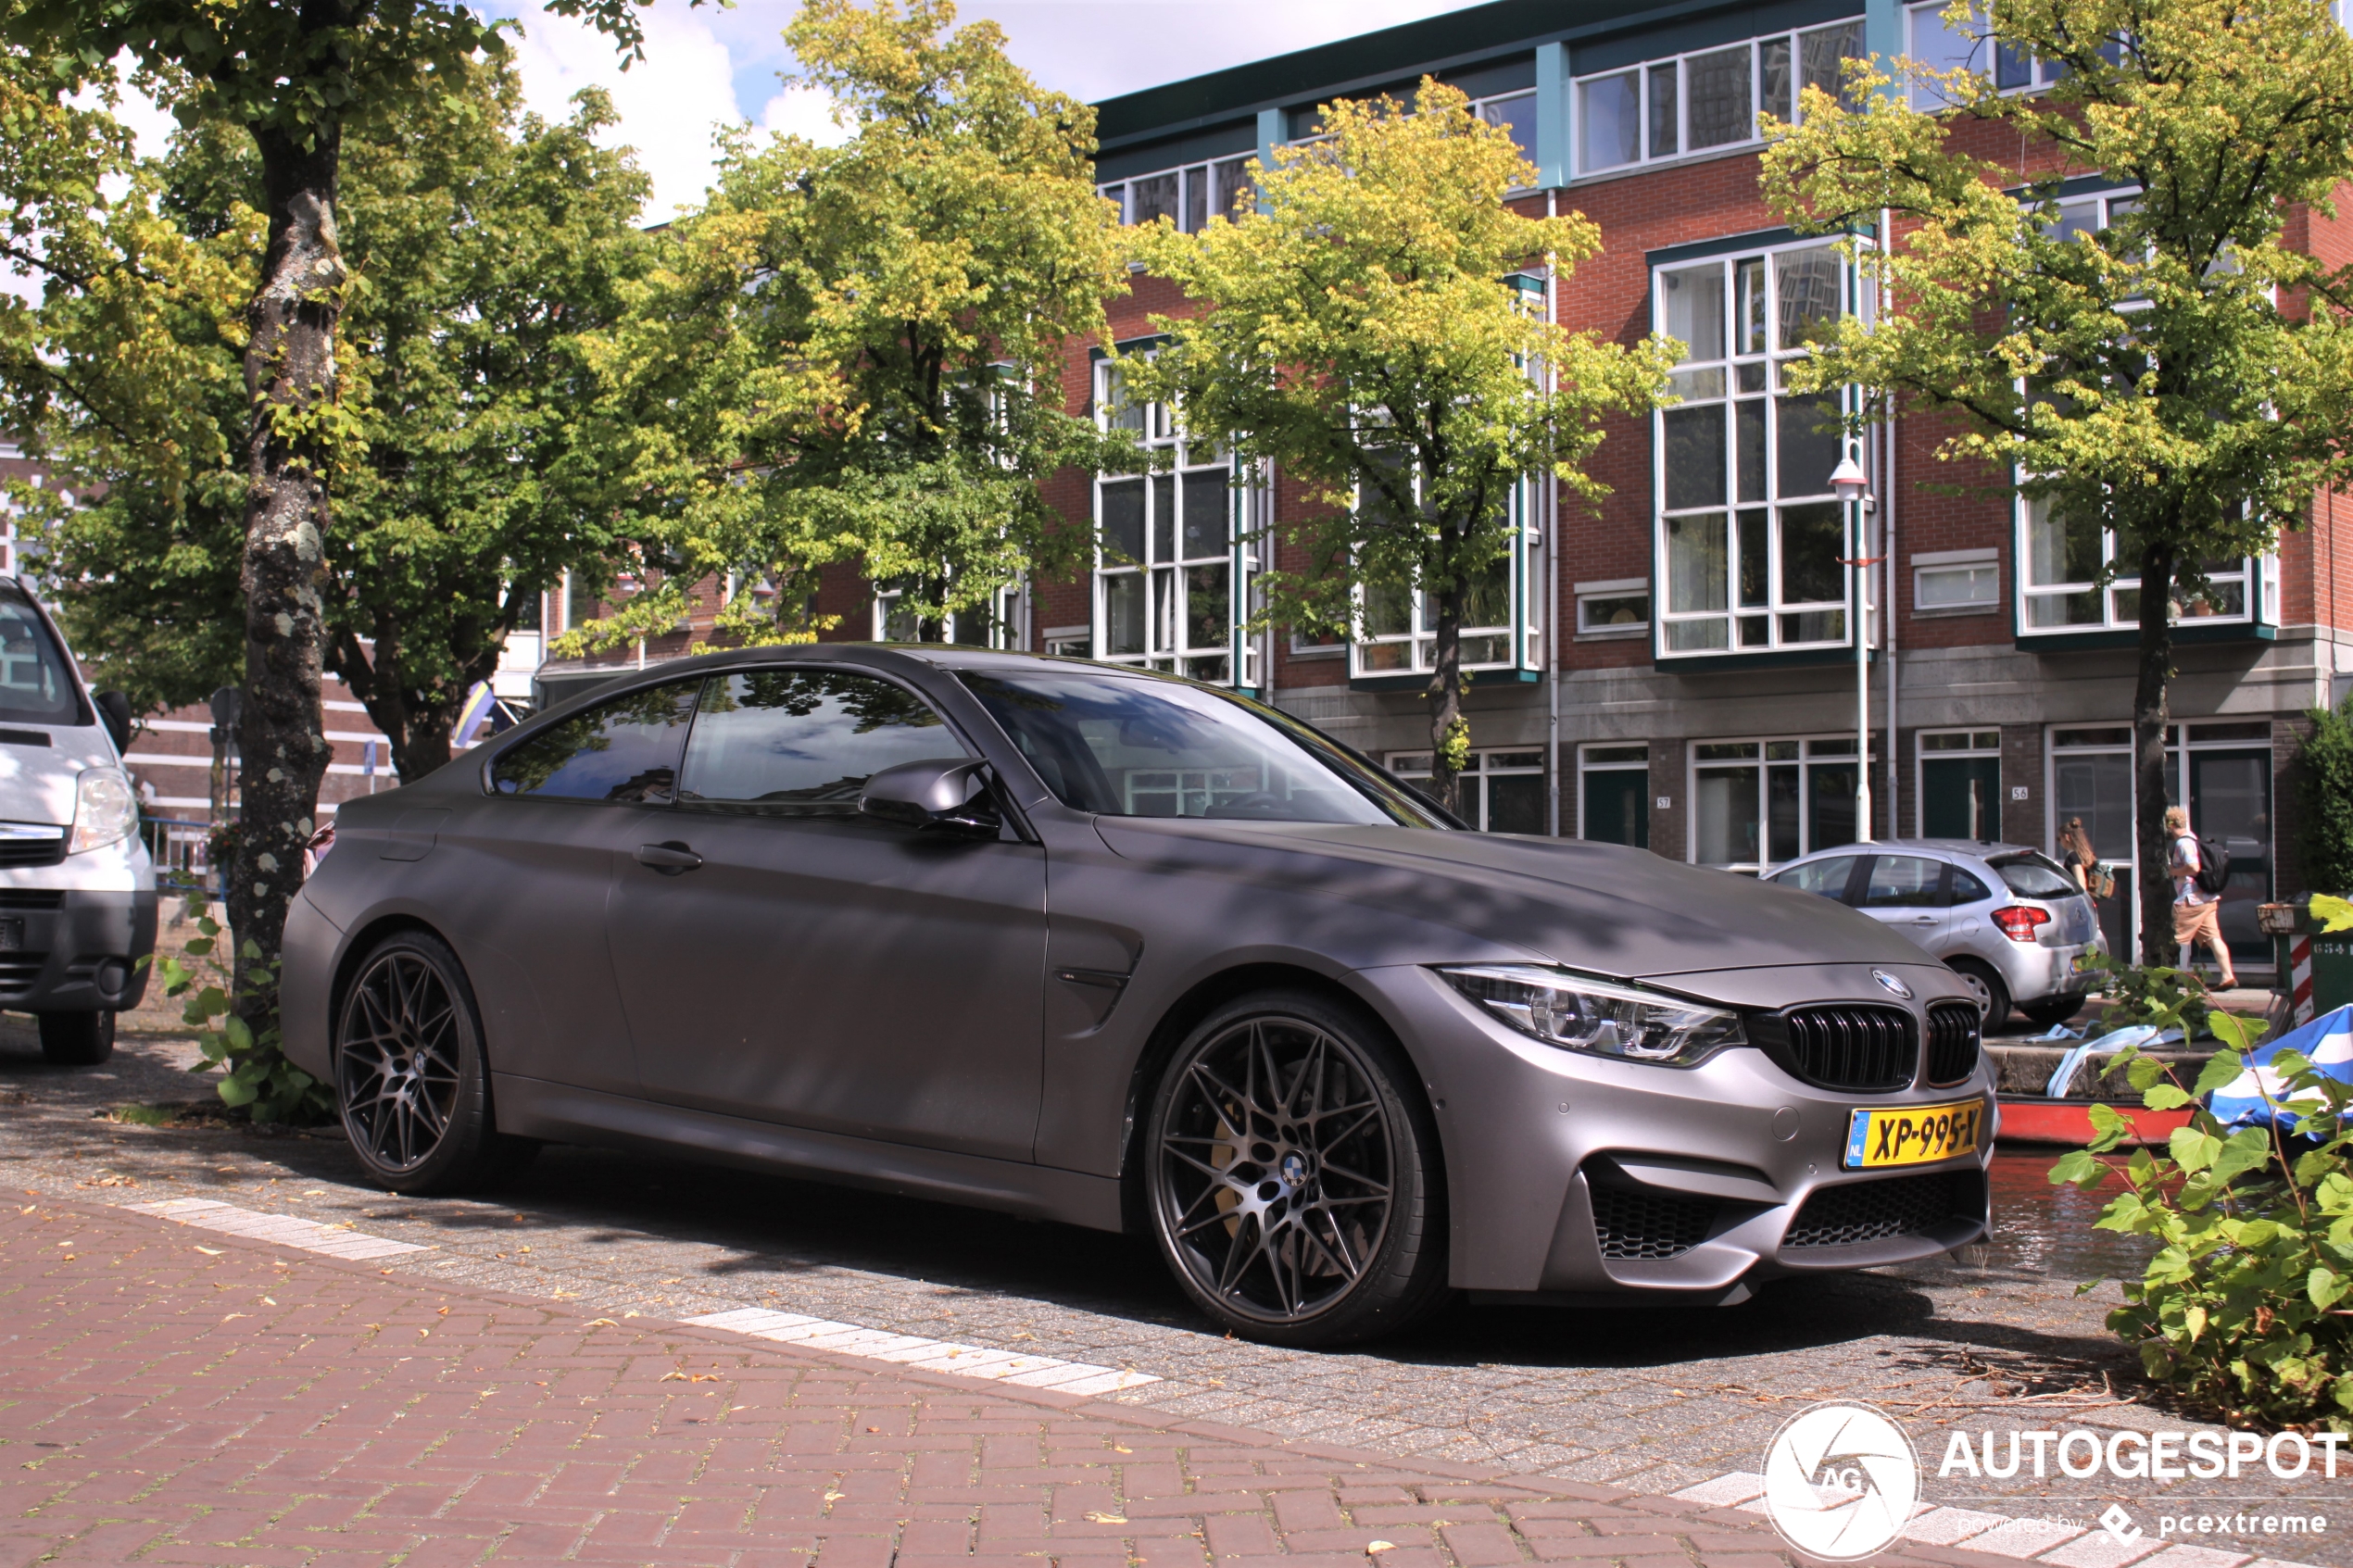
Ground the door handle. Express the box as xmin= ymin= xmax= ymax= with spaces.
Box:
xmin=635 ymin=842 xmax=702 ymax=874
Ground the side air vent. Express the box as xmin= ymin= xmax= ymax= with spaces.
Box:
xmin=1589 ymin=1182 xmax=1718 ymax=1261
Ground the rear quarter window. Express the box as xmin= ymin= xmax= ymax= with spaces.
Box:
xmin=1988 ymin=853 xmax=2080 ymax=899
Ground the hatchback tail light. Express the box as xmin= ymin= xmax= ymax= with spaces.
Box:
xmin=1993 ymin=905 xmax=2051 ymax=943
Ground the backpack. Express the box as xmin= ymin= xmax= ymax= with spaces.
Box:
xmin=2194 ymin=834 xmax=2232 ymax=896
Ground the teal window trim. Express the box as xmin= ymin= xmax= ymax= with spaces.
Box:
xmin=1535 ymin=42 xmax=1569 ymax=187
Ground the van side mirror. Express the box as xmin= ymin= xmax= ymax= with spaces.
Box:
xmin=860 ymin=758 xmax=1000 ymax=839
xmin=93 ymin=690 xmax=132 ymax=754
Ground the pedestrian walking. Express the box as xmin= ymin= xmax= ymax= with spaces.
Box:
xmin=2057 ymin=818 xmax=2096 ymax=894
xmin=2166 ymin=805 xmax=2238 ymax=989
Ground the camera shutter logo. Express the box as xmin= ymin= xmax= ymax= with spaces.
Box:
xmin=1761 ymin=1402 xmax=1920 ymax=1561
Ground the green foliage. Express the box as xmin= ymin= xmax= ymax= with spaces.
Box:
xmin=22 ymin=63 xmax=652 ymax=777
xmin=1123 ymin=78 xmax=1668 ymax=804
xmin=2080 ymin=948 xmax=2221 ymax=1038
xmin=153 ymin=905 xmax=332 ymax=1125
xmin=2300 ymin=700 xmax=2353 ymax=897
xmin=569 ymin=0 xmax=1130 ymax=654
xmin=2052 ymin=977 xmax=2353 ymax=1427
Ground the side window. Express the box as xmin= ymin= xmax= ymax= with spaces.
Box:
xmin=677 ymin=669 xmax=969 ymax=811
xmin=1947 ymin=868 xmax=1994 ymax=906
xmin=488 ymin=680 xmax=702 ymax=804
xmin=1859 ymin=855 xmax=1947 ymax=908
xmin=1772 ymin=855 xmax=1857 ymax=900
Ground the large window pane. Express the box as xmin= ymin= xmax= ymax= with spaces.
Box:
xmin=1686 ymin=46 xmax=1753 ymax=149
xmin=1647 ymin=62 xmax=1679 ymax=157
xmin=1768 ymin=764 xmax=1801 ymax=861
xmin=1696 ymin=765 xmax=1761 ymax=863
xmin=1737 ymin=508 xmax=1770 ymax=608
xmin=1735 ymin=400 xmax=1768 ymax=500
xmin=1181 ymin=470 xmax=1227 ymax=558
xmin=1667 ymin=511 xmax=1729 ymax=612
xmin=1760 ymin=37 xmax=1793 ymax=122
xmin=1809 ymin=762 xmax=1858 ymax=849
xmin=1800 ymin=22 xmax=1864 ymax=111
xmin=1660 ymin=263 xmax=1725 ymax=362
xmin=1775 ymin=395 xmax=1841 ymax=495
xmin=1101 ymin=479 xmax=1145 ymax=563
xmin=1579 ymin=72 xmax=1642 ymax=171
xmin=1776 ymin=246 xmax=1843 ymax=347
xmin=1736 ymin=258 xmax=1768 ymax=355
xmin=1364 ymin=582 xmax=1414 ymax=637
xmin=1908 ymin=1 xmax=1987 ymax=105
xmin=1478 ymin=92 xmax=1536 ymax=161
xmin=1212 ymin=157 xmax=1256 ymax=221
xmin=1131 ymin=172 xmax=1179 ymax=225
xmin=1105 ymin=572 xmax=1147 ymax=655
xmin=1464 ymin=554 xmax=1512 ymax=629
xmin=1664 ymin=404 xmax=1727 ymax=509
xmin=1185 ymin=564 xmax=1228 ymax=651
xmin=2024 ymin=495 xmax=2103 ymax=586
xmin=1780 ymin=501 xmax=1844 ymax=604
xmin=1151 ymin=475 xmax=1176 ymax=564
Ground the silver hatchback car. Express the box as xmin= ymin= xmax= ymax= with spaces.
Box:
xmin=1766 ymin=840 xmax=2105 ymax=1029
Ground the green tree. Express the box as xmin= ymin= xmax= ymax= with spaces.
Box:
xmin=566 ymin=0 xmax=1130 ymax=655
xmin=2301 ymin=697 xmax=2353 ymax=897
xmin=0 ymin=0 xmax=673 ymax=997
xmin=1760 ymin=0 xmax=2353 ymax=960
xmin=1123 ymin=81 xmax=1667 ymax=816
xmin=26 ymin=69 xmax=653 ymax=784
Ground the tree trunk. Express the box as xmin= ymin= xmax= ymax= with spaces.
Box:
xmin=2132 ymin=537 xmax=2179 ymax=968
xmin=1428 ymin=574 xmax=1466 ymax=820
xmin=228 ymin=126 xmax=343 ymax=1006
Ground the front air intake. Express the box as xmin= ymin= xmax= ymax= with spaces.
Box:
xmin=1588 ymin=1182 xmax=1717 ymax=1261
xmin=1783 ymin=1170 xmax=1982 ymax=1248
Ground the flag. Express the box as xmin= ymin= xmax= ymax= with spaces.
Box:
xmin=2208 ymin=1005 xmax=2353 ymax=1132
xmin=453 ymin=683 xmax=497 ymax=749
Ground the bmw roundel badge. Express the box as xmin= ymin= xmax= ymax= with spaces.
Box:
xmin=1871 ymin=969 xmax=1914 ymax=1000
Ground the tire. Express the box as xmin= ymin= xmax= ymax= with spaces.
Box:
xmin=1143 ymin=988 xmax=1450 ymax=1348
xmin=37 ymin=1010 xmax=113 ymax=1066
xmin=334 ymin=930 xmax=535 ymax=1194
xmin=2020 ymin=994 xmax=2087 ymax=1030
xmin=1947 ymin=960 xmax=2013 ymax=1031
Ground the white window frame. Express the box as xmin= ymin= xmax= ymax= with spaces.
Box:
xmin=1348 ymin=473 xmax=1539 ymax=681
xmin=872 ymin=580 xmax=1026 ymax=649
xmin=1572 ymin=19 xmax=1864 ymax=177
xmin=1652 ymin=236 xmax=1873 ymax=659
xmin=1090 ymin=358 xmax=1258 ymax=687
xmin=1913 ymin=728 xmax=2002 ymax=838
xmin=1905 ymin=1 xmax=2107 ymax=107
xmin=1576 ymin=743 xmax=1651 ymax=843
xmin=1687 ymin=734 xmax=1874 ymax=873
xmin=1100 ymin=157 xmax=1256 ymax=231
xmin=1388 ymin=746 xmax=1548 ymax=833
xmin=1912 ymin=547 xmax=2001 ymax=615
xmin=1575 ymin=577 xmax=1651 ymax=638
xmin=2016 ymin=491 xmax=2266 ymax=635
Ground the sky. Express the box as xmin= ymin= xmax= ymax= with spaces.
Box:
xmin=473 ymin=0 xmax=1479 ymax=219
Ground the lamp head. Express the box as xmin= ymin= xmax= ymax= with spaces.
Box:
xmin=1828 ymin=446 xmax=1869 ymax=504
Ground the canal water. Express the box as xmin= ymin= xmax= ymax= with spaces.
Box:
xmin=1982 ymin=1146 xmax=2158 ymax=1283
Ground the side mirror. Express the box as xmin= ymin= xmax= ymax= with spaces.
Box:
xmin=860 ymin=758 xmax=1000 ymax=839
xmin=93 ymin=690 xmax=132 ymax=754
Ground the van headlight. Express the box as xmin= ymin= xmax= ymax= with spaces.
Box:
xmin=1437 ymin=964 xmax=1746 ymax=1066
xmin=70 ymin=767 xmax=137 ymax=855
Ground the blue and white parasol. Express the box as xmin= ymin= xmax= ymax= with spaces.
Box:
xmin=2208 ymin=1005 xmax=2353 ymax=1132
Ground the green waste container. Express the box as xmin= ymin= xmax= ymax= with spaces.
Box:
xmin=2259 ymin=901 xmax=2353 ymax=1022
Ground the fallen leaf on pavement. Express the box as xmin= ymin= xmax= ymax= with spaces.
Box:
xmin=1085 ymin=1512 xmax=1127 ymax=1524
xmin=193 ymin=1246 xmax=222 ymax=1256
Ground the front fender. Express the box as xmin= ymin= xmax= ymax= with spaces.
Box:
xmin=279 ymin=887 xmax=343 ymax=1082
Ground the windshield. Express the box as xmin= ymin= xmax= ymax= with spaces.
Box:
xmin=0 ymin=588 xmax=82 ymax=727
xmin=959 ymin=668 xmax=1446 ymax=827
xmin=1989 ymin=852 xmax=2082 ymax=899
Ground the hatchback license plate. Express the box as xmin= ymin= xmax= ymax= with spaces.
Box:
xmin=1843 ymin=1100 xmax=1983 ymax=1170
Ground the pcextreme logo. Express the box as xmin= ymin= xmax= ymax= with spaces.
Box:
xmin=1762 ymin=1402 xmax=1922 ymax=1561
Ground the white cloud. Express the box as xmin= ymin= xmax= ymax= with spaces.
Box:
xmin=759 ymin=83 xmax=849 ymax=144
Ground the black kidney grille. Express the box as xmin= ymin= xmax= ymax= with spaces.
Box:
xmin=1590 ymin=1183 xmax=1718 ymax=1261
xmin=1925 ymin=1002 xmax=1982 ymax=1085
xmin=1777 ymin=1005 xmax=1918 ymax=1092
xmin=0 ymin=833 xmax=64 ymax=870
xmin=1784 ymin=1171 xmax=1980 ymax=1248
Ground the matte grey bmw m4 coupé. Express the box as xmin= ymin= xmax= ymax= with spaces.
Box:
xmin=283 ymin=646 xmax=1994 ymax=1346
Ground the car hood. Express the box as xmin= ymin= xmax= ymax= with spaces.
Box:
xmin=1092 ymin=817 xmax=1934 ymax=979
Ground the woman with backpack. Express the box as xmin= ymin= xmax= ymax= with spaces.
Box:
xmin=2166 ymin=805 xmax=2238 ymax=989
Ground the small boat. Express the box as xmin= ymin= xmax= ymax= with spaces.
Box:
xmin=1995 ymin=1096 xmax=2193 ymax=1148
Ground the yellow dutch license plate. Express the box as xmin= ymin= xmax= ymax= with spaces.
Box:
xmin=1843 ymin=1099 xmax=1983 ymax=1170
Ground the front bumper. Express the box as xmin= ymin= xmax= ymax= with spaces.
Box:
xmin=1358 ymin=961 xmax=1994 ymax=1300
xmin=0 ymin=887 xmax=159 ymax=1012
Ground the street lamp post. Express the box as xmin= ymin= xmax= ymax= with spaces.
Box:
xmin=1829 ymin=445 xmax=1874 ymax=845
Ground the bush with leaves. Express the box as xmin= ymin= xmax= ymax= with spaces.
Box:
xmin=2053 ymin=895 xmax=2353 ymax=1427
xmin=151 ymin=904 xmax=332 ymax=1125
xmin=2301 ymin=699 xmax=2353 ymax=899
xmin=2080 ymin=949 xmax=2221 ymax=1039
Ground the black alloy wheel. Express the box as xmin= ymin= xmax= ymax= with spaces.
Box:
xmin=335 ymin=930 xmax=534 ymax=1193
xmin=1146 ymin=990 xmax=1448 ymax=1347
xmin=37 ymin=1010 xmax=113 ymax=1066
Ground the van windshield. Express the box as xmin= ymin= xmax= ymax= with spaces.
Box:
xmin=0 ymin=589 xmax=82 ymax=726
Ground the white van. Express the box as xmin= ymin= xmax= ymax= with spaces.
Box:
xmin=0 ymin=579 xmax=156 ymax=1064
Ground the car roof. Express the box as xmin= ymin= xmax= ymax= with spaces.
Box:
xmin=1776 ymin=838 xmax=2040 ymax=866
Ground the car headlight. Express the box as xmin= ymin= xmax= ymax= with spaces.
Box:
xmin=70 ymin=766 xmax=136 ymax=855
xmin=1437 ymin=964 xmax=1746 ymax=1066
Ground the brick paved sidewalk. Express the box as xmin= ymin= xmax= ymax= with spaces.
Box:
xmin=0 ymin=1198 xmax=2031 ymax=1568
